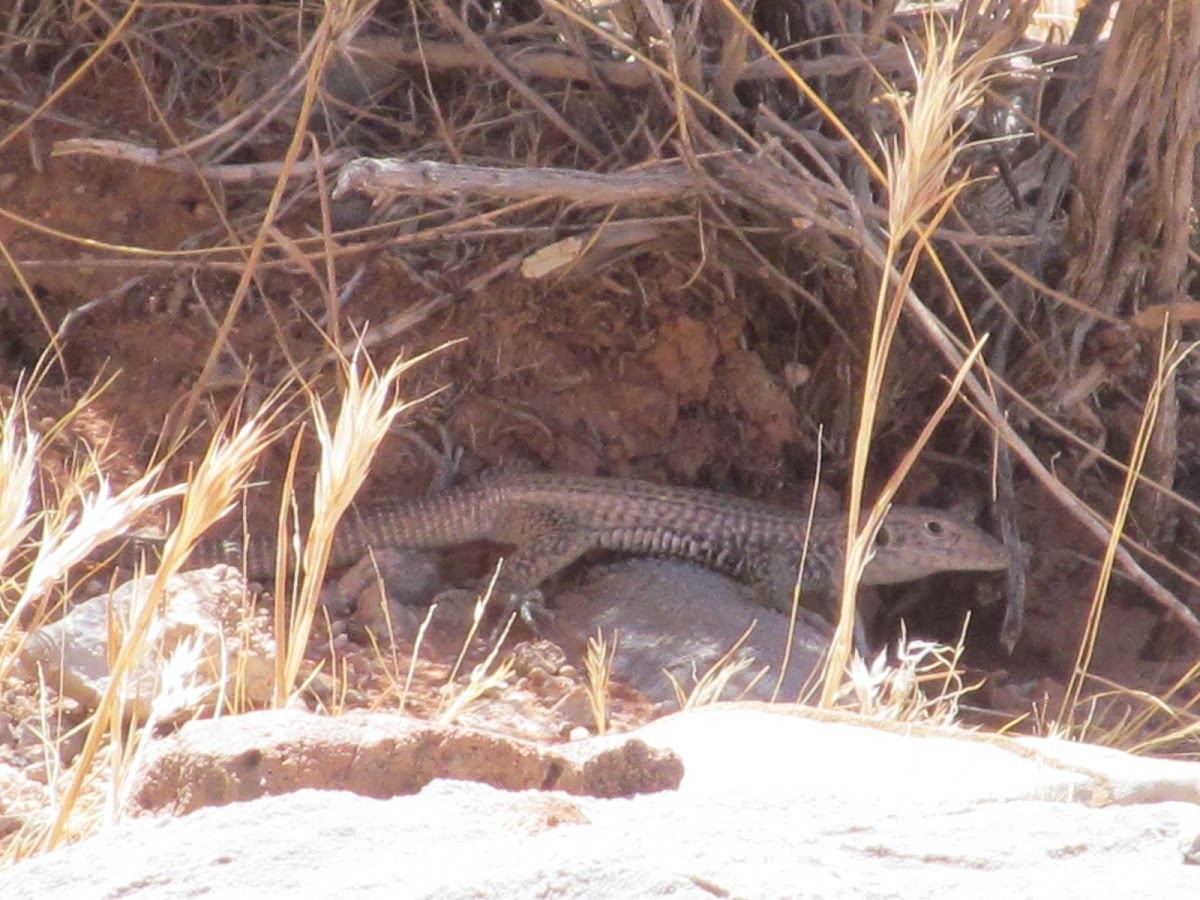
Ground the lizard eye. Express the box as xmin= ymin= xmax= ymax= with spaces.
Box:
xmin=926 ymin=519 xmax=945 ymax=536
xmin=875 ymin=525 xmax=892 ymax=548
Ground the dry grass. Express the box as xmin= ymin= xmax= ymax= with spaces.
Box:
xmin=0 ymin=378 xmax=283 ymax=859
xmin=841 ymin=623 xmax=977 ymax=726
xmin=273 ymin=341 xmax=433 ymax=706
xmin=667 ymin=621 xmax=767 ymax=709
xmin=0 ymin=335 xmax=445 ymax=860
xmin=583 ymin=629 xmax=617 ymax=734
xmin=820 ymin=19 xmax=993 ymax=706
xmin=1059 ymin=336 xmax=1199 ymax=727
xmin=0 ymin=379 xmax=185 ymax=673
xmin=41 ymin=400 xmax=281 ymax=851
xmin=0 ymin=383 xmax=38 ymax=581
xmin=435 ymin=582 xmax=515 ymax=724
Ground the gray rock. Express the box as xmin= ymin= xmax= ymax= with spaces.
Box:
xmin=7 ymin=705 xmax=1199 ymax=899
xmin=16 ymin=567 xmax=275 ymax=722
xmin=547 ymin=559 xmax=832 ymax=705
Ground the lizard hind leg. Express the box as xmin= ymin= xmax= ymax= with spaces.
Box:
xmin=487 ymin=527 xmax=598 ymax=636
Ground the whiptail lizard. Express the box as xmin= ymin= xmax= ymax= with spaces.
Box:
xmin=158 ymin=472 xmax=1011 ymax=619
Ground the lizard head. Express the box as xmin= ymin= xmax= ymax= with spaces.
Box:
xmin=859 ymin=507 xmax=1010 ymax=586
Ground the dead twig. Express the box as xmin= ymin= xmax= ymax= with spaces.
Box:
xmin=334 ymin=158 xmax=699 ymax=205
xmin=52 ymin=139 xmax=356 ymax=184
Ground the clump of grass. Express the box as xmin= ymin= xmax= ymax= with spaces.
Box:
xmin=583 ymin=629 xmax=617 ymax=734
xmin=395 ymin=601 xmax=442 ymax=716
xmin=1070 ymin=666 xmax=1200 ymax=759
xmin=1 ymin=336 xmax=446 ymax=865
xmin=436 ymin=655 xmax=516 ymax=725
xmin=1059 ymin=336 xmax=1199 ymax=730
xmin=434 ymin=565 xmax=519 ymax=724
xmin=667 ymin=621 xmax=765 ymax=709
xmin=0 ymin=376 xmax=187 ymax=676
xmin=38 ymin=398 xmax=282 ymax=852
xmin=274 ymin=341 xmax=436 ymax=707
xmin=0 ymin=377 xmax=284 ymax=860
xmin=841 ymin=622 xmax=977 ymax=726
xmin=822 ymin=19 xmax=994 ymax=706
